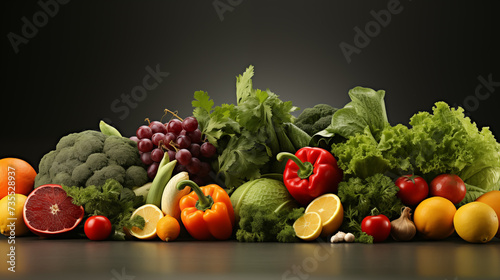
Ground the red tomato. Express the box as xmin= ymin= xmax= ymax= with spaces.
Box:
xmin=395 ymin=175 xmax=429 ymax=206
xmin=84 ymin=216 xmax=112 ymax=241
xmin=430 ymin=174 xmax=466 ymax=204
xmin=361 ymin=214 xmax=391 ymax=243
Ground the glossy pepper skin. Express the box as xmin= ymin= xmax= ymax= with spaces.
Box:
xmin=177 ymin=180 xmax=235 ymax=240
xmin=277 ymin=147 xmax=343 ymax=206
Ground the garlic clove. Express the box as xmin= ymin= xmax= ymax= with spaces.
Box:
xmin=344 ymin=233 xmax=355 ymax=243
xmin=331 ymin=235 xmax=340 ymax=243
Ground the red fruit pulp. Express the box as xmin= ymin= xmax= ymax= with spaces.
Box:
xmin=23 ymin=184 xmax=84 ymax=237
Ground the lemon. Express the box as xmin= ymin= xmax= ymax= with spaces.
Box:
xmin=305 ymin=193 xmax=343 ymax=237
xmin=0 ymin=194 xmax=29 ymax=237
xmin=293 ymin=212 xmax=322 ymax=241
xmin=454 ymin=202 xmax=498 ymax=243
xmin=414 ymin=197 xmax=456 ymax=240
xmin=129 ymin=204 xmax=164 ymax=240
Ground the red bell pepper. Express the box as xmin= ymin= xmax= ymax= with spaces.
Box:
xmin=277 ymin=147 xmax=343 ymax=206
xmin=177 ymin=180 xmax=235 ymax=240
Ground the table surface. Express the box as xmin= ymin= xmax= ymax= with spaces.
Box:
xmin=1 ymin=236 xmax=499 ymax=280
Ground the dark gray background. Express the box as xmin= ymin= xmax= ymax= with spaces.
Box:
xmin=2 ymin=0 xmax=499 ymax=170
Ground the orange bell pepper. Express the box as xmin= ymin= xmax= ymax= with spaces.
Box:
xmin=177 ymin=180 xmax=235 ymax=240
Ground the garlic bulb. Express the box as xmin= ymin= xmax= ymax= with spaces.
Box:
xmin=390 ymin=207 xmax=416 ymax=241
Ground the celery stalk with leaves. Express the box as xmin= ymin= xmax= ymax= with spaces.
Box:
xmin=192 ymin=65 xmax=311 ymax=192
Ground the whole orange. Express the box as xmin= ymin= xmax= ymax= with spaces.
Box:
xmin=414 ymin=197 xmax=456 ymax=240
xmin=156 ymin=215 xmax=181 ymax=242
xmin=0 ymin=158 xmax=37 ymax=199
xmin=476 ymin=190 xmax=500 ymax=238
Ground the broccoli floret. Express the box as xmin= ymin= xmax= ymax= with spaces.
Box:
xmin=71 ymin=163 xmax=93 ymax=186
xmin=104 ymin=136 xmax=141 ymax=167
xmin=35 ymin=130 xmax=148 ymax=189
xmin=87 ymin=165 xmax=126 ymax=187
xmin=312 ymin=115 xmax=334 ymax=133
xmin=86 ymin=153 xmax=109 ymax=171
xmin=125 ymin=166 xmax=149 ymax=188
xmin=235 ymin=204 xmax=304 ymax=243
xmin=295 ymin=104 xmax=338 ymax=136
xmin=72 ymin=131 xmax=106 ymax=161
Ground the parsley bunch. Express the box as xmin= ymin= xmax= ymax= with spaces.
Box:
xmin=337 ymin=173 xmax=404 ymax=243
xmin=63 ymin=179 xmax=145 ymax=240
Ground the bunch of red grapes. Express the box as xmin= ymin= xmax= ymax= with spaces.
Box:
xmin=130 ymin=116 xmax=216 ymax=184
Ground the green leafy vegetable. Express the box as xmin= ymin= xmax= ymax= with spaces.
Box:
xmin=315 ymin=87 xmax=389 ymax=143
xmin=332 ymin=124 xmax=412 ymax=179
xmin=192 ymin=65 xmax=311 ymax=191
xmin=63 ymin=179 xmax=145 ymax=240
xmin=328 ymin=90 xmax=500 ymax=206
xmin=230 ymin=178 xmax=301 ymax=242
xmin=337 ymin=173 xmax=404 ymax=244
xmin=409 ymin=102 xmax=500 ymax=193
xmin=236 ymin=204 xmax=304 ymax=242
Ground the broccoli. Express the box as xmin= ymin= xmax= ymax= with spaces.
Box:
xmin=35 ymin=130 xmax=148 ymax=189
xmin=235 ymin=204 xmax=305 ymax=243
xmin=295 ymin=104 xmax=338 ymax=136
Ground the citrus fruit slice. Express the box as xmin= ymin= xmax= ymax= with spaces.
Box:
xmin=130 ymin=204 xmax=164 ymax=240
xmin=454 ymin=202 xmax=498 ymax=243
xmin=305 ymin=193 xmax=343 ymax=237
xmin=23 ymin=184 xmax=84 ymax=237
xmin=156 ymin=214 xmax=181 ymax=242
xmin=414 ymin=197 xmax=456 ymax=240
xmin=475 ymin=190 xmax=500 ymax=238
xmin=1 ymin=157 xmax=37 ymax=199
xmin=293 ymin=212 xmax=322 ymax=241
xmin=1 ymin=194 xmax=30 ymax=236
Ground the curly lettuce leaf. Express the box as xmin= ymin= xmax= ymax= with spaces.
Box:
xmin=334 ymin=101 xmax=500 ymax=207
xmin=332 ymin=124 xmax=412 ymax=179
xmin=409 ymin=102 xmax=500 ymax=195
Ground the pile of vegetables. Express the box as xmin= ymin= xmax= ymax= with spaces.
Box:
xmin=314 ymin=87 xmax=500 ymax=202
xmin=14 ymin=65 xmax=500 ymax=244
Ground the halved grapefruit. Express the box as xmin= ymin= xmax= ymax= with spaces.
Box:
xmin=23 ymin=184 xmax=84 ymax=237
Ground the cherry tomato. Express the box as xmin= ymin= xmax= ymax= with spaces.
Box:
xmin=361 ymin=214 xmax=391 ymax=243
xmin=84 ymin=215 xmax=112 ymax=241
xmin=430 ymin=174 xmax=466 ymax=204
xmin=395 ymin=175 xmax=429 ymax=206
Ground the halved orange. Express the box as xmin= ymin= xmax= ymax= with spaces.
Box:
xmin=293 ymin=212 xmax=322 ymax=241
xmin=305 ymin=193 xmax=344 ymax=237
